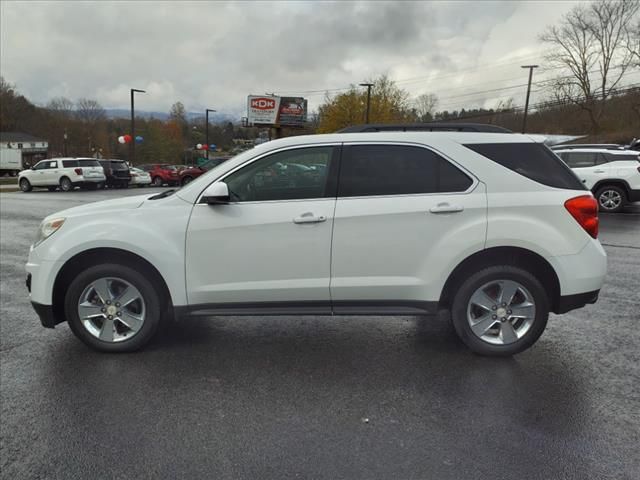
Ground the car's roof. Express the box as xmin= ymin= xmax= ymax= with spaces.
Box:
xmin=258 ymin=131 xmax=538 ymax=148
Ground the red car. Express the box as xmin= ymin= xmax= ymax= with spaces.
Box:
xmin=139 ymin=164 xmax=180 ymax=187
xmin=178 ymin=157 xmax=230 ymax=186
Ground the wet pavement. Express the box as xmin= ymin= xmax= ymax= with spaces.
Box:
xmin=1 ymin=189 xmax=639 ymax=479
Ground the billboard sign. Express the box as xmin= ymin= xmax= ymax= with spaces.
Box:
xmin=247 ymin=95 xmax=307 ymax=127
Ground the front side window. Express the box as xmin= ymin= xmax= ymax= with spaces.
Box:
xmin=33 ymin=161 xmax=49 ymax=170
xmin=225 ymin=146 xmax=335 ymax=202
xmin=338 ymin=144 xmax=472 ymax=197
xmin=47 ymin=161 xmax=58 ymax=169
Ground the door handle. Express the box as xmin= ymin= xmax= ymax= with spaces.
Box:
xmin=293 ymin=212 xmax=327 ymax=224
xmin=594 ymin=170 xmax=605 ymax=173
xmin=429 ymin=203 xmax=464 ymax=214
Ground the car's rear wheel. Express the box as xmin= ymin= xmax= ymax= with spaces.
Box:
xmin=595 ymin=185 xmax=625 ymax=213
xmin=152 ymin=176 xmax=163 ymax=187
xmin=450 ymin=266 xmax=549 ymax=356
xmin=65 ymin=264 xmax=162 ymax=352
xmin=19 ymin=178 xmax=32 ymax=192
xmin=59 ymin=177 xmax=73 ymax=192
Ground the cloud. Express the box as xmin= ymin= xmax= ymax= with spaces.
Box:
xmin=0 ymin=0 xmax=582 ymax=116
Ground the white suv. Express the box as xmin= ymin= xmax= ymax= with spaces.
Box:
xmin=25 ymin=131 xmax=606 ymax=356
xmin=553 ymin=148 xmax=640 ymax=213
xmin=19 ymin=157 xmax=106 ymax=192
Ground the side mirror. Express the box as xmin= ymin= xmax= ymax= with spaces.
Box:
xmin=202 ymin=182 xmax=230 ymax=204
xmin=31 ymin=166 xmax=36 ymax=170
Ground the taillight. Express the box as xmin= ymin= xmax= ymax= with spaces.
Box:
xmin=564 ymin=195 xmax=599 ymax=239
xmin=74 ymin=168 xmax=83 ymax=175
xmin=131 ymin=173 xmax=138 ymax=177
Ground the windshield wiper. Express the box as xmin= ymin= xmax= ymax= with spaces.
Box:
xmin=149 ymin=189 xmax=177 ymax=200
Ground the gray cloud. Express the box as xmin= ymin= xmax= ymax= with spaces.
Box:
xmin=1 ymin=1 xmax=581 ymax=116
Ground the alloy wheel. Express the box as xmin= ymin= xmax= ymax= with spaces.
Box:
xmin=77 ymin=277 xmax=146 ymax=343
xmin=466 ymin=279 xmax=536 ymax=345
xmin=598 ymin=190 xmax=622 ymax=211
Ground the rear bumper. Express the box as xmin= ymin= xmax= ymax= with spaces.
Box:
xmin=555 ymin=289 xmax=600 ymax=314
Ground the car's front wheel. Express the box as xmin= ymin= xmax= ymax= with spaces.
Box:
xmin=19 ymin=178 xmax=32 ymax=192
xmin=450 ymin=266 xmax=549 ymax=356
xmin=152 ymin=176 xmax=163 ymax=187
xmin=64 ymin=264 xmax=162 ymax=352
xmin=595 ymin=185 xmax=626 ymax=213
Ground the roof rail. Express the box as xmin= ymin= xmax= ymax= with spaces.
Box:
xmin=550 ymin=143 xmax=626 ymax=151
xmin=337 ymin=123 xmax=512 ymax=133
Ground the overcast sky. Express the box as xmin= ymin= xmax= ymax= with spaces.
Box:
xmin=1 ymin=0 xmax=597 ymax=117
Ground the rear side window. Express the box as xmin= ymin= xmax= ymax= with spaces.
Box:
xmin=563 ymin=152 xmax=606 ymax=168
xmin=62 ymin=160 xmax=78 ymax=168
xmin=338 ymin=145 xmax=472 ymax=197
xmin=78 ymin=159 xmax=100 ymax=167
xmin=464 ymin=143 xmax=585 ymax=190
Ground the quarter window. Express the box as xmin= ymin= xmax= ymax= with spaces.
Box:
xmin=338 ymin=145 xmax=472 ymax=197
xmin=225 ymin=146 xmax=335 ymax=202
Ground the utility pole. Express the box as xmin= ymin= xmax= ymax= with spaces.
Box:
xmin=359 ymin=83 xmax=374 ymax=124
xmin=130 ymin=88 xmax=145 ymax=164
xmin=206 ymin=108 xmax=216 ymax=161
xmin=521 ymin=65 xmax=538 ymax=134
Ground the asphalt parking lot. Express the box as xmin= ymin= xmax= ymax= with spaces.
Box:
xmin=1 ymin=189 xmax=639 ymax=479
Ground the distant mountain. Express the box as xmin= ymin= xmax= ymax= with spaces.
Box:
xmin=104 ymin=109 xmax=238 ymax=123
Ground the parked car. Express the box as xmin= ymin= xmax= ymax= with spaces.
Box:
xmin=98 ymin=159 xmax=131 ymax=188
xmin=18 ymin=157 xmax=105 ymax=192
xmin=179 ymin=157 xmax=231 ymax=186
xmin=129 ymin=167 xmax=152 ymax=187
xmin=554 ymin=148 xmax=640 ymax=212
xmin=26 ymin=127 xmax=606 ymax=355
xmin=139 ymin=164 xmax=180 ymax=186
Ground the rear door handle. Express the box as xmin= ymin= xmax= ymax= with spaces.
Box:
xmin=594 ymin=170 xmax=606 ymax=173
xmin=429 ymin=203 xmax=464 ymax=214
xmin=293 ymin=212 xmax=327 ymax=224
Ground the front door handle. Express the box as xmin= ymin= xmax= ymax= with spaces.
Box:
xmin=429 ymin=203 xmax=464 ymax=214
xmin=594 ymin=170 xmax=606 ymax=173
xmin=293 ymin=212 xmax=327 ymax=224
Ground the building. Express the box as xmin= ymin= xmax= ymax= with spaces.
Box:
xmin=0 ymin=132 xmax=49 ymax=173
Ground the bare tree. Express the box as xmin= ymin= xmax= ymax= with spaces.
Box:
xmin=540 ymin=0 xmax=639 ymax=132
xmin=47 ymin=97 xmax=74 ymax=118
xmin=626 ymin=17 xmax=640 ymax=65
xmin=414 ymin=93 xmax=439 ymax=121
xmin=76 ymin=98 xmax=106 ymax=124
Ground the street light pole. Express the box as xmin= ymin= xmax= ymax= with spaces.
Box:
xmin=130 ymin=88 xmax=146 ymax=164
xmin=521 ymin=65 xmax=538 ymax=134
xmin=359 ymin=83 xmax=374 ymax=124
xmin=206 ymin=108 xmax=216 ymax=161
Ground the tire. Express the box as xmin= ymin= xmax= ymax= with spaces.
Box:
xmin=19 ymin=178 xmax=32 ymax=192
xmin=47 ymin=186 xmax=57 ymax=192
xmin=59 ymin=177 xmax=73 ymax=192
xmin=152 ymin=176 xmax=163 ymax=187
xmin=181 ymin=176 xmax=193 ymax=186
xmin=595 ymin=185 xmax=626 ymax=213
xmin=64 ymin=263 xmax=162 ymax=352
xmin=450 ymin=265 xmax=549 ymax=357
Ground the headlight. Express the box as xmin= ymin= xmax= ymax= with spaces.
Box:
xmin=34 ymin=217 xmax=65 ymax=246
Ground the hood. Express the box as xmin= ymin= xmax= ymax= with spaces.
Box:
xmin=47 ymin=194 xmax=149 ymax=220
